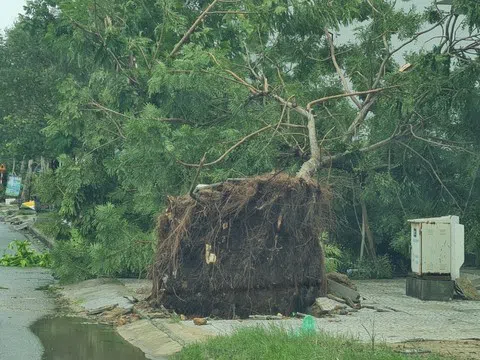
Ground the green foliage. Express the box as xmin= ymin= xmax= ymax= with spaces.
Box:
xmin=49 ymin=204 xmax=155 ymax=283
xmin=0 ymin=241 xmax=51 ymax=268
xmin=1 ymin=0 xmax=480 ymax=282
xmin=323 ymin=240 xmax=343 ymax=273
xmin=350 ymin=256 xmax=393 ymax=280
xmin=391 ymin=230 xmax=411 ymax=259
xmin=50 ymin=229 xmax=94 ymax=283
xmin=172 ymin=327 xmax=447 ymax=360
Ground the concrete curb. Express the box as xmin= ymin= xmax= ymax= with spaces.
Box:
xmin=134 ymin=308 xmax=187 ymax=346
xmin=27 ymin=224 xmax=54 ymax=249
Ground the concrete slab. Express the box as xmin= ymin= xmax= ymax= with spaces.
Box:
xmin=61 ymin=277 xmax=480 ymax=358
xmin=153 ymin=319 xmax=216 ymax=345
xmin=118 ymin=278 xmax=152 ymax=301
xmin=60 ymin=278 xmax=136 ymax=313
xmin=117 ymin=320 xmax=180 ymax=360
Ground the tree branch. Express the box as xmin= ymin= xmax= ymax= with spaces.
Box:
xmin=325 ymin=28 xmax=362 ymax=109
xmin=343 ymin=100 xmax=376 ymax=142
xmin=397 ymin=141 xmax=461 ymax=209
xmin=169 ymin=0 xmax=220 ymax=58
xmin=324 ymin=130 xmax=401 ymax=165
xmin=89 ymin=101 xmax=191 ymax=124
xmin=88 ymin=102 xmax=126 ymax=139
xmin=408 ymin=125 xmax=477 ymax=156
xmin=368 ymin=18 xmax=446 ymax=103
xmin=306 ymin=87 xmax=393 ymax=110
xmin=177 ymin=125 xmax=273 ymax=167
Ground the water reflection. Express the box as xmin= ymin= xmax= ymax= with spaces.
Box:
xmin=31 ymin=317 xmax=147 ymax=360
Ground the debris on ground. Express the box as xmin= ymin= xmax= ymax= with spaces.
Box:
xmin=310 ymin=297 xmax=347 ymax=317
xmin=455 ymin=277 xmax=480 ymax=301
xmin=326 ymin=294 xmax=346 ymax=304
xmin=471 ymin=277 xmax=480 ymax=290
xmin=193 ymin=318 xmax=208 ymax=326
xmin=87 ymin=304 xmax=119 ymax=316
xmin=249 ymin=314 xmax=284 ymax=320
xmin=391 ymin=339 xmax=480 ymax=360
xmin=152 ymin=173 xmax=332 ymax=318
xmin=327 ymin=272 xmax=357 ymax=291
xmin=327 ymin=279 xmax=361 ymax=305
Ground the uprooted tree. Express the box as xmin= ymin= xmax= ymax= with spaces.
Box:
xmin=151 ymin=0 xmax=480 ymax=315
xmin=1 ymin=1 xmax=480 ymax=290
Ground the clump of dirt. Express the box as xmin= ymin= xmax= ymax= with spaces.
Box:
xmin=151 ymin=173 xmax=332 ymax=318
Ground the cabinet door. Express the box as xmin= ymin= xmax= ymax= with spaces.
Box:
xmin=421 ymin=223 xmax=451 ymax=274
xmin=411 ymin=223 xmax=421 ymax=274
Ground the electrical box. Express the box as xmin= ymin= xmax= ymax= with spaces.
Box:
xmin=408 ymin=216 xmax=464 ymax=280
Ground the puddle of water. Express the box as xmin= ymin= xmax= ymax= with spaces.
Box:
xmin=31 ymin=317 xmax=148 ymax=360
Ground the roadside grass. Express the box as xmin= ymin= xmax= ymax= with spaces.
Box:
xmin=172 ymin=327 xmax=450 ymax=360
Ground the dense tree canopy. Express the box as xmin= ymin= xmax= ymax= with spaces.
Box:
xmin=1 ymin=0 xmax=480 ymax=280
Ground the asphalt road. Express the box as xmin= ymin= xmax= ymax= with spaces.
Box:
xmin=0 ymin=222 xmax=54 ymax=359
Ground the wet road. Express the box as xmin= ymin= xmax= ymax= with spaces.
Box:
xmin=0 ymin=222 xmax=55 ymax=359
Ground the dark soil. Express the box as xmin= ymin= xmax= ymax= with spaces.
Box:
xmin=152 ymin=173 xmax=332 ymax=318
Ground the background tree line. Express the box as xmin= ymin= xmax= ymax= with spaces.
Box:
xmin=1 ymin=0 xmax=480 ymax=281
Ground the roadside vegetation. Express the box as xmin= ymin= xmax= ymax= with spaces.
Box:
xmin=0 ymin=240 xmax=51 ymax=268
xmin=0 ymin=0 xmax=480 ymax=281
xmin=172 ymin=327 xmax=449 ymax=360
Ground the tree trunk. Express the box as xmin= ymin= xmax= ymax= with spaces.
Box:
xmin=296 ymin=112 xmax=321 ymax=180
xmin=360 ymin=199 xmax=377 ymax=259
xmin=20 ymin=159 xmax=33 ymax=203
xmin=360 ymin=210 xmax=366 ymax=261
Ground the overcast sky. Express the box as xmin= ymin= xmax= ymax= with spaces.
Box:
xmin=0 ymin=0 xmax=26 ymax=33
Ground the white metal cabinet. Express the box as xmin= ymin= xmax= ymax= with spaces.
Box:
xmin=408 ymin=216 xmax=464 ymax=280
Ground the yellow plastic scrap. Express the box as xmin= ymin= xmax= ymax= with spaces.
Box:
xmin=21 ymin=201 xmax=36 ymax=210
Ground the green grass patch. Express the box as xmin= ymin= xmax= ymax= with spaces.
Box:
xmin=172 ymin=327 xmax=449 ymax=360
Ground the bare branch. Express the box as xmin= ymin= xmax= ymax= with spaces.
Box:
xmin=325 ymin=28 xmax=362 ymax=109
xmin=408 ymin=125 xmax=477 ymax=156
xmin=259 ymin=104 xmax=288 ymax=153
xmin=225 ymin=69 xmax=259 ymax=94
xmin=207 ymin=11 xmax=252 ymax=14
xmin=278 ymin=123 xmax=307 ymax=129
xmin=270 ymin=94 xmax=310 ymax=117
xmin=88 ymin=101 xmax=126 ymax=139
xmin=307 ymin=87 xmax=394 ymax=110
xmin=89 ymin=101 xmax=191 ymax=125
xmin=343 ymin=100 xmax=375 ymax=142
xmin=169 ymin=0 xmax=220 ymax=58
xmin=177 ymin=125 xmax=273 ymax=167
xmin=89 ymin=101 xmax=129 ymax=118
xmin=325 ymin=130 xmax=401 ymax=165
xmin=464 ymin=161 xmax=480 ymax=214
xmin=368 ymin=18 xmax=446 ymax=102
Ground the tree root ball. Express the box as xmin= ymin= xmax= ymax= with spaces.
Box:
xmin=151 ymin=173 xmax=333 ymax=318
